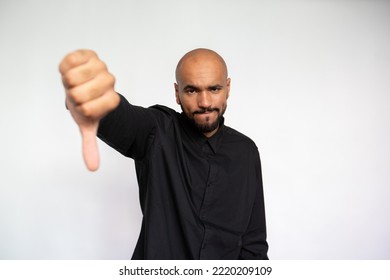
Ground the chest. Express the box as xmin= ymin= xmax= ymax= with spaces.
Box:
xmin=181 ymin=138 xmax=257 ymax=214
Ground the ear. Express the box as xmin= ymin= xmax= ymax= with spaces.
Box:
xmin=174 ymin=83 xmax=181 ymax=104
xmin=226 ymin=78 xmax=231 ymax=99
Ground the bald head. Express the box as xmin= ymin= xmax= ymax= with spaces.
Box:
xmin=174 ymin=48 xmax=231 ymax=137
xmin=175 ymin=48 xmax=228 ymax=83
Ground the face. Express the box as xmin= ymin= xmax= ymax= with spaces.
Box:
xmin=175 ymin=55 xmax=230 ymax=138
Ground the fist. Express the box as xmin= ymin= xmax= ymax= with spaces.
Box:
xmin=59 ymin=49 xmax=119 ymax=120
xmin=59 ymin=50 xmax=120 ymax=171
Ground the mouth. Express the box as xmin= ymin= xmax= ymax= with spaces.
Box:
xmin=193 ymin=108 xmax=219 ymax=116
xmin=192 ymin=110 xmax=218 ymax=125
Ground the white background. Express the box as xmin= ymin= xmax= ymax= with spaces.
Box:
xmin=0 ymin=0 xmax=389 ymax=259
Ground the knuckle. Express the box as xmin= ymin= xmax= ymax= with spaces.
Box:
xmin=107 ymin=73 xmax=115 ymax=86
xmin=80 ymin=67 xmax=92 ymax=79
xmin=89 ymin=86 xmax=100 ymax=99
xmin=62 ymin=73 xmax=76 ymax=88
xmin=80 ymin=49 xmax=97 ymax=58
xmin=100 ymin=60 xmax=108 ymax=71
xmin=78 ymin=103 xmax=94 ymax=118
xmin=60 ymin=49 xmax=99 ymax=74
xmin=108 ymin=92 xmax=120 ymax=110
xmin=67 ymin=88 xmax=83 ymax=104
xmin=96 ymin=72 xmax=114 ymax=89
xmin=66 ymin=52 xmax=81 ymax=67
xmin=93 ymin=57 xmax=106 ymax=69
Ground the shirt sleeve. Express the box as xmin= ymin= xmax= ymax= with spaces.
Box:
xmin=239 ymin=150 xmax=269 ymax=260
xmin=97 ymin=94 xmax=157 ymax=160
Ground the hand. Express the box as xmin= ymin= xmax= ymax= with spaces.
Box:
xmin=59 ymin=50 xmax=120 ymax=171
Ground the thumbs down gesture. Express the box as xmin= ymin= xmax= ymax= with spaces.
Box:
xmin=59 ymin=50 xmax=120 ymax=171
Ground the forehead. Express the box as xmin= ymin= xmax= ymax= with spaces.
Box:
xmin=177 ymin=56 xmax=226 ymax=86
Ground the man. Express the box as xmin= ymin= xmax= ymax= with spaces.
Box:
xmin=59 ymin=48 xmax=268 ymax=259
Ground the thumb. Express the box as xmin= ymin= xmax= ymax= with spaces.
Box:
xmin=80 ymin=123 xmax=100 ymax=171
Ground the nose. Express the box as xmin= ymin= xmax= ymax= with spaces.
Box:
xmin=197 ymin=91 xmax=211 ymax=109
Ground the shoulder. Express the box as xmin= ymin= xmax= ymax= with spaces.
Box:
xmin=223 ymin=125 xmax=259 ymax=151
xmin=223 ymin=126 xmax=262 ymax=169
xmin=149 ymin=104 xmax=178 ymax=116
xmin=148 ymin=104 xmax=179 ymax=122
xmin=147 ymin=104 xmax=180 ymax=131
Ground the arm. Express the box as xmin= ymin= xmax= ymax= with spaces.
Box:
xmin=97 ymin=94 xmax=156 ymax=160
xmin=239 ymin=151 xmax=269 ymax=260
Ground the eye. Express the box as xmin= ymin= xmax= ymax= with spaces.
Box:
xmin=186 ymin=89 xmax=196 ymax=94
xmin=185 ymin=88 xmax=197 ymax=94
xmin=210 ymin=86 xmax=222 ymax=93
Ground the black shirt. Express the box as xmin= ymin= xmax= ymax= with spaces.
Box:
xmin=97 ymin=94 xmax=268 ymax=260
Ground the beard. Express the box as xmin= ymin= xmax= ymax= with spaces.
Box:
xmin=181 ymin=105 xmax=226 ymax=134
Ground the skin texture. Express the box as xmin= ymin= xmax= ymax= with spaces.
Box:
xmin=175 ymin=49 xmax=231 ymax=138
xmin=59 ymin=48 xmax=230 ymax=170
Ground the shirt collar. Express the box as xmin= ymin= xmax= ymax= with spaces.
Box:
xmin=179 ymin=113 xmax=225 ymax=154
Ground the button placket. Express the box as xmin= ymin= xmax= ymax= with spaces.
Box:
xmin=199 ymin=141 xmax=219 ymax=257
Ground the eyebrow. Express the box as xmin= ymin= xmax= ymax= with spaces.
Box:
xmin=183 ymin=84 xmax=223 ymax=91
xmin=208 ymin=84 xmax=223 ymax=90
xmin=183 ymin=85 xmax=199 ymax=91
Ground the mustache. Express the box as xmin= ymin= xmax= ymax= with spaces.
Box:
xmin=193 ymin=107 xmax=219 ymax=115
